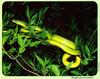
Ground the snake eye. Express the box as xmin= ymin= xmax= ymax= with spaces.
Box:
xmin=67 ymin=55 xmax=76 ymax=62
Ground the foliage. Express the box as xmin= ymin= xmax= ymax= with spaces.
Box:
xmin=2 ymin=2 xmax=97 ymax=76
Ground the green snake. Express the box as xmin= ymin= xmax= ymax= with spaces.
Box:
xmin=12 ymin=19 xmax=81 ymax=68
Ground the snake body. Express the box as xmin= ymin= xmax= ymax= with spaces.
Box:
xmin=12 ymin=19 xmax=81 ymax=68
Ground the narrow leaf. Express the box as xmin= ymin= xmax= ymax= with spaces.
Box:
xmin=35 ymin=54 xmax=44 ymax=67
xmin=30 ymin=13 xmax=38 ymax=25
xmin=81 ymin=58 xmax=89 ymax=65
xmin=39 ymin=8 xmax=43 ymax=19
xmin=42 ymin=7 xmax=49 ymax=14
xmin=85 ymin=45 xmax=90 ymax=58
xmin=30 ymin=41 xmax=41 ymax=47
xmin=25 ymin=39 xmax=31 ymax=47
xmin=19 ymin=46 xmax=25 ymax=54
xmin=2 ymin=34 xmax=9 ymax=45
xmin=7 ymin=63 xmax=11 ymax=70
xmin=28 ymin=60 xmax=35 ymax=69
xmin=44 ymin=58 xmax=51 ymax=66
xmin=71 ymin=70 xmax=82 ymax=76
xmin=26 ymin=6 xmax=30 ymax=20
xmin=51 ymin=65 xmax=60 ymax=76
xmin=18 ymin=34 xmax=23 ymax=46
xmin=23 ymin=37 xmax=27 ymax=46
xmin=47 ymin=65 xmax=52 ymax=69
xmin=75 ymin=36 xmax=78 ymax=46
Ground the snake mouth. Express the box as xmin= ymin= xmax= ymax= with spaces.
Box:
xmin=67 ymin=55 xmax=76 ymax=62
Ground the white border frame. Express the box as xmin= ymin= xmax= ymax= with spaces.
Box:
xmin=0 ymin=0 xmax=99 ymax=79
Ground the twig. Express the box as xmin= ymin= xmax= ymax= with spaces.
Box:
xmin=13 ymin=56 xmax=40 ymax=76
xmin=61 ymin=69 xmax=67 ymax=76
xmin=2 ymin=47 xmax=40 ymax=76
xmin=91 ymin=48 xmax=97 ymax=55
xmin=88 ymin=28 xmax=97 ymax=46
xmin=22 ymin=58 xmax=33 ymax=69
xmin=2 ymin=47 xmax=15 ymax=60
xmin=22 ymin=58 xmax=40 ymax=73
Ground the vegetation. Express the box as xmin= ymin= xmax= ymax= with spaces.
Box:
xmin=2 ymin=2 xmax=97 ymax=76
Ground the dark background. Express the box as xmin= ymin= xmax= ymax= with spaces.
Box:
xmin=3 ymin=1 xmax=97 ymax=39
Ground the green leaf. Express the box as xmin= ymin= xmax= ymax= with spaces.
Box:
xmin=71 ymin=70 xmax=82 ymax=76
xmin=47 ymin=65 xmax=52 ymax=69
xmin=44 ymin=57 xmax=51 ymax=66
xmin=75 ymin=36 xmax=78 ymax=45
xmin=18 ymin=35 xmax=27 ymax=47
xmin=81 ymin=45 xmax=85 ymax=53
xmin=65 ymin=62 xmax=73 ymax=70
xmin=2 ymin=63 xmax=11 ymax=75
xmin=85 ymin=45 xmax=90 ymax=58
xmin=30 ymin=13 xmax=38 ymax=25
xmin=84 ymin=59 xmax=89 ymax=65
xmin=2 ymin=12 xmax=10 ymax=26
xmin=2 ymin=34 xmax=10 ymax=45
xmin=30 ymin=41 xmax=41 ymax=47
xmin=8 ymin=47 xmax=16 ymax=53
xmin=35 ymin=54 xmax=44 ymax=67
xmin=28 ymin=25 xmax=35 ymax=34
xmin=41 ymin=29 xmax=47 ymax=39
xmin=25 ymin=39 xmax=31 ymax=47
xmin=3 ymin=11 xmax=7 ymax=20
xmin=23 ymin=37 xmax=27 ymax=46
xmin=28 ymin=60 xmax=35 ymax=69
xmin=2 ymin=63 xmax=6 ymax=72
xmin=7 ymin=63 xmax=11 ymax=70
xmin=18 ymin=34 xmax=23 ymax=46
xmin=91 ymin=48 xmax=97 ymax=55
xmin=19 ymin=46 xmax=26 ymax=54
xmin=37 ymin=28 xmax=47 ymax=39
xmin=81 ymin=58 xmax=89 ymax=65
xmin=2 ymin=30 xmax=11 ymax=45
xmin=31 ymin=13 xmax=38 ymax=20
xmin=71 ymin=16 xmax=77 ymax=32
xmin=26 ymin=6 xmax=30 ymax=20
xmin=39 ymin=7 xmax=48 ymax=19
xmin=42 ymin=7 xmax=49 ymax=15
xmin=39 ymin=8 xmax=43 ymax=19
xmin=15 ymin=26 xmax=18 ymax=34
xmin=51 ymin=65 xmax=60 ymax=76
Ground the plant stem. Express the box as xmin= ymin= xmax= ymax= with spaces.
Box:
xmin=91 ymin=48 xmax=97 ymax=55
xmin=61 ymin=69 xmax=67 ymax=76
xmin=12 ymin=55 xmax=40 ymax=76
xmin=22 ymin=58 xmax=40 ymax=73
xmin=2 ymin=47 xmax=40 ymax=76
xmin=88 ymin=28 xmax=97 ymax=46
xmin=2 ymin=47 xmax=15 ymax=60
xmin=22 ymin=58 xmax=34 ymax=69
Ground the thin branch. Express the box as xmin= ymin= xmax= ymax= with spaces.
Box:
xmin=22 ymin=58 xmax=40 ymax=73
xmin=61 ymin=69 xmax=67 ymax=76
xmin=2 ymin=47 xmax=40 ymax=76
xmin=14 ymin=56 xmax=40 ymax=76
xmin=2 ymin=47 xmax=15 ymax=60
xmin=88 ymin=28 xmax=97 ymax=46
xmin=91 ymin=48 xmax=97 ymax=55
xmin=22 ymin=58 xmax=33 ymax=69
